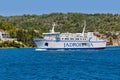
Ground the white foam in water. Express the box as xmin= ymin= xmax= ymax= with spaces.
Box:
xmin=35 ymin=48 xmax=47 ymax=51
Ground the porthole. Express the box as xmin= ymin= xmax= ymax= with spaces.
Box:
xmin=45 ymin=42 xmax=48 ymax=46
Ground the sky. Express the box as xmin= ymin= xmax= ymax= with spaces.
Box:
xmin=0 ymin=0 xmax=120 ymax=16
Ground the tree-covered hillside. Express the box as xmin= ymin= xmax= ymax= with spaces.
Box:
xmin=0 ymin=12 xmax=120 ymax=47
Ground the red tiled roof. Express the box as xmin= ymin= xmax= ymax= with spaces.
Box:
xmin=16 ymin=28 xmax=21 ymax=31
xmin=0 ymin=30 xmax=5 ymax=32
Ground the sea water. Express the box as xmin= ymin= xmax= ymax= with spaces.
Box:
xmin=0 ymin=46 xmax=120 ymax=80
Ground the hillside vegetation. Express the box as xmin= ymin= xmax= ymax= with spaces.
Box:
xmin=0 ymin=12 xmax=120 ymax=47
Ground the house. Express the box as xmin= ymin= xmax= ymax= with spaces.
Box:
xmin=0 ymin=30 xmax=17 ymax=42
xmin=112 ymin=39 xmax=119 ymax=46
xmin=34 ymin=29 xmax=39 ymax=33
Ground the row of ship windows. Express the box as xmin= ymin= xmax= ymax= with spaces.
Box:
xmin=60 ymin=36 xmax=88 ymax=38
xmin=60 ymin=35 xmax=87 ymax=37
xmin=61 ymin=38 xmax=87 ymax=40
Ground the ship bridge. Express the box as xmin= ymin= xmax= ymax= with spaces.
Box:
xmin=43 ymin=32 xmax=60 ymax=41
xmin=43 ymin=23 xmax=60 ymax=41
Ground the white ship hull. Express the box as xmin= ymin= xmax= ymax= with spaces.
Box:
xmin=34 ymin=39 xmax=106 ymax=51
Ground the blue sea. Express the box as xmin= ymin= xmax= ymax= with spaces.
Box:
xmin=0 ymin=46 xmax=120 ymax=80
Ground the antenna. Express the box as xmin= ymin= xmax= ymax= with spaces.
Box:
xmin=82 ymin=21 xmax=86 ymax=37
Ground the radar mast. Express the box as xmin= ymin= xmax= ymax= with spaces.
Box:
xmin=51 ymin=23 xmax=55 ymax=33
xmin=82 ymin=21 xmax=86 ymax=37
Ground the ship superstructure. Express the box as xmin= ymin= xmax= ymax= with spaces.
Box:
xmin=34 ymin=23 xmax=106 ymax=51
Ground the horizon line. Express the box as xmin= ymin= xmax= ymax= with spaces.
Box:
xmin=1 ymin=11 xmax=120 ymax=17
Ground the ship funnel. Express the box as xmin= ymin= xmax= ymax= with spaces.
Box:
xmin=82 ymin=21 xmax=86 ymax=37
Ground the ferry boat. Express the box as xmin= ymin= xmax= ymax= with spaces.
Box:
xmin=33 ymin=23 xmax=106 ymax=51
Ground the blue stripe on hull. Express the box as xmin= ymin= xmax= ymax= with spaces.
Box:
xmin=35 ymin=47 xmax=105 ymax=51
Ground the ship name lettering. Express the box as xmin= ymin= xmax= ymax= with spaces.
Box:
xmin=64 ymin=43 xmax=81 ymax=47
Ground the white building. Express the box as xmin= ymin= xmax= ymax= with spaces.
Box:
xmin=0 ymin=30 xmax=17 ymax=42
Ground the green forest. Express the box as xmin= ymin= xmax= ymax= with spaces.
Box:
xmin=0 ymin=12 xmax=120 ymax=47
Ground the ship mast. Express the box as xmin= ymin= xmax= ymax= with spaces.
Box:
xmin=51 ymin=23 xmax=55 ymax=33
xmin=82 ymin=21 xmax=86 ymax=37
